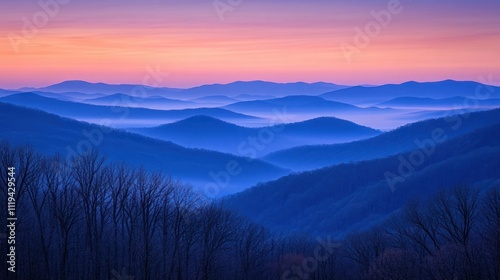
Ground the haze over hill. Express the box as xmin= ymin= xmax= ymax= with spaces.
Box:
xmin=82 ymin=93 xmax=199 ymax=109
xmin=264 ymin=108 xmax=500 ymax=170
xmin=0 ymin=102 xmax=289 ymax=195
xmin=188 ymin=95 xmax=240 ymax=106
xmin=0 ymin=92 xmax=260 ymax=128
xmin=128 ymin=115 xmax=381 ymax=155
xmin=222 ymin=95 xmax=406 ymax=129
xmin=377 ymin=96 xmax=500 ymax=109
xmin=223 ymin=95 xmax=360 ymax=114
xmin=3 ymin=79 xmax=498 ymax=130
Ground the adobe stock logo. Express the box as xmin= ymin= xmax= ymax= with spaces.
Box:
xmin=213 ymin=0 xmax=244 ymax=21
xmin=7 ymin=0 xmax=70 ymax=53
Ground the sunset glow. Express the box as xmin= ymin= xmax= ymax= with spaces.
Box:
xmin=1 ymin=0 xmax=499 ymax=88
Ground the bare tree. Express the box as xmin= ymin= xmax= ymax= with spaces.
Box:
xmin=72 ymin=150 xmax=109 ymax=279
xmin=342 ymin=226 xmax=387 ymax=277
xmin=369 ymin=248 xmax=419 ymax=280
xmin=108 ymin=163 xmax=134 ymax=273
xmin=479 ymin=186 xmax=500 ymax=280
xmin=121 ymin=180 xmax=142 ymax=277
xmin=431 ymin=186 xmax=479 ymax=248
xmin=235 ymin=220 xmax=270 ymax=280
xmin=197 ymin=203 xmax=237 ymax=280
xmin=44 ymin=155 xmax=81 ymax=280
xmin=135 ymin=168 xmax=172 ymax=280
xmin=24 ymin=151 xmax=51 ymax=279
xmin=161 ymin=183 xmax=203 ymax=280
xmin=401 ymin=200 xmax=441 ymax=256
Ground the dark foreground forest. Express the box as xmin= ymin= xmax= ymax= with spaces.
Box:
xmin=0 ymin=142 xmax=499 ymax=280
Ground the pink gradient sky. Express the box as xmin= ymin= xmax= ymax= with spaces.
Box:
xmin=1 ymin=0 xmax=499 ymax=89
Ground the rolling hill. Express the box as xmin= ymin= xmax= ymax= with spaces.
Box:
xmin=377 ymin=96 xmax=500 ymax=108
xmin=19 ymin=80 xmax=347 ymax=100
xmin=0 ymin=92 xmax=259 ymax=127
xmin=222 ymin=95 xmax=390 ymax=121
xmin=224 ymin=95 xmax=357 ymax=113
xmin=263 ymin=108 xmax=500 ymax=170
xmin=220 ymin=96 xmax=402 ymax=130
xmin=233 ymin=94 xmax=276 ymax=101
xmin=128 ymin=115 xmax=381 ymax=155
xmin=189 ymin=95 xmax=240 ymax=105
xmin=176 ymin=81 xmax=347 ymax=99
xmin=190 ymin=95 xmax=239 ymax=102
xmin=24 ymin=80 xmax=182 ymax=96
xmin=83 ymin=93 xmax=197 ymax=109
xmin=225 ymin=123 xmax=500 ymax=237
xmin=321 ymin=80 xmax=500 ymax=105
xmin=0 ymin=102 xmax=288 ymax=196
xmin=0 ymin=89 xmax=20 ymax=97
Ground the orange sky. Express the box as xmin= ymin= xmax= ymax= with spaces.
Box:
xmin=1 ymin=0 xmax=499 ymax=88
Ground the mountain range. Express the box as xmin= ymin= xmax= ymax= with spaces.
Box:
xmin=321 ymin=80 xmax=500 ymax=105
xmin=5 ymin=79 xmax=499 ymax=130
xmin=20 ymin=80 xmax=182 ymax=96
xmin=16 ymin=80 xmax=347 ymax=99
xmin=2 ymin=79 xmax=500 ymax=236
xmin=175 ymin=81 xmax=347 ymax=98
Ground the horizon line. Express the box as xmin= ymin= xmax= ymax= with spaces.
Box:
xmin=3 ymin=78 xmax=499 ymax=91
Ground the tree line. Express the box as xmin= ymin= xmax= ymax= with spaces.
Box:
xmin=0 ymin=142 xmax=498 ymax=279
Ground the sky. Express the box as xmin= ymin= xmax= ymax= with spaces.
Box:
xmin=1 ymin=0 xmax=499 ymax=89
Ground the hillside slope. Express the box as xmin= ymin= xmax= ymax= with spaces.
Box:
xmin=0 ymin=92 xmax=258 ymax=127
xmin=0 ymin=102 xmax=288 ymax=196
xmin=129 ymin=115 xmax=381 ymax=155
xmin=226 ymin=124 xmax=500 ymax=237
xmin=264 ymin=108 xmax=500 ymax=170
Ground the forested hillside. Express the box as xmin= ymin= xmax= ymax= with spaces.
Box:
xmin=0 ymin=143 xmax=498 ymax=279
xmin=227 ymin=124 xmax=500 ymax=236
